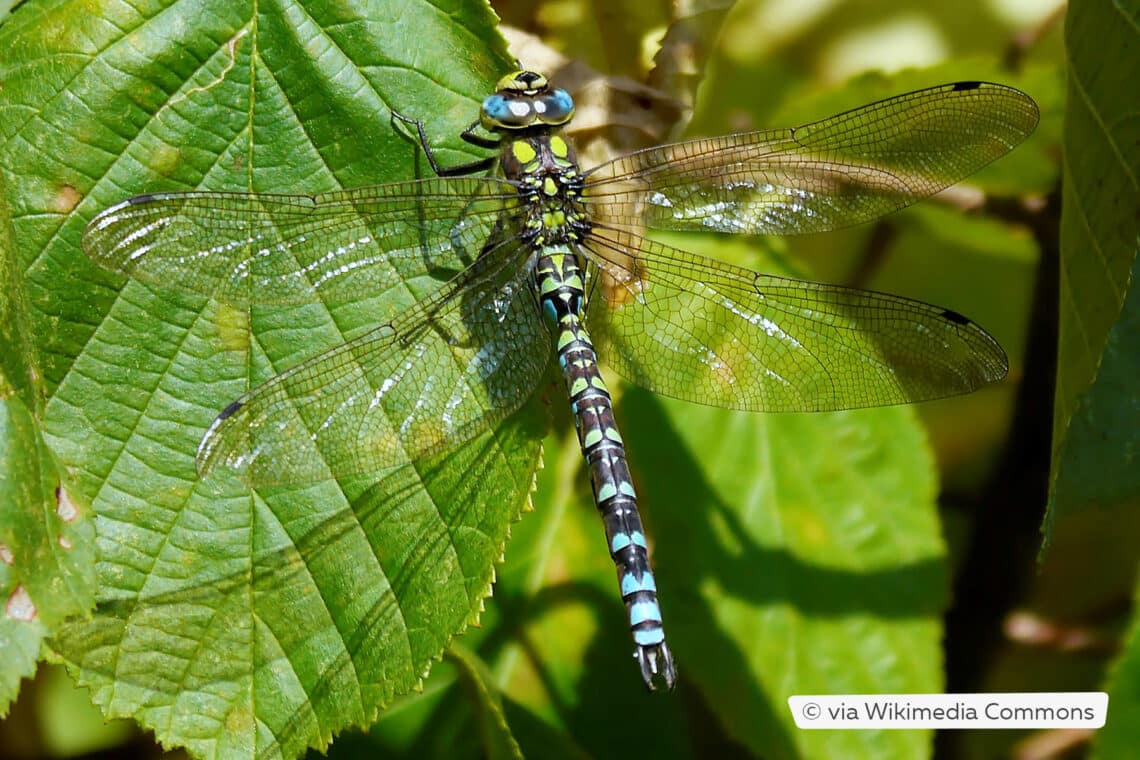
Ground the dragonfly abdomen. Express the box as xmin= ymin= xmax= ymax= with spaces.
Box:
xmin=535 ymin=245 xmax=676 ymax=689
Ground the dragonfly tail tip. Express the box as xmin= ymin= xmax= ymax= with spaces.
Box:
xmin=636 ymin=642 xmax=677 ymax=691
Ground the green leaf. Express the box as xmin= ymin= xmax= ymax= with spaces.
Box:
xmin=0 ymin=171 xmax=40 ymax=411
xmin=319 ymin=650 xmax=592 ymax=760
xmin=0 ymin=401 xmax=50 ymax=717
xmin=623 ymin=393 xmax=946 ymax=760
xmin=0 ymin=152 xmax=95 ymax=717
xmin=500 ymin=695 xmax=593 ymax=760
xmin=0 ymin=1 xmax=548 ymax=758
xmin=446 ymin=643 xmax=524 ymax=760
xmin=1092 ymin=578 xmax=1140 ymax=759
xmin=25 ymin=664 xmax=137 ymax=756
xmin=1047 ymin=0 xmax=1140 ymax=533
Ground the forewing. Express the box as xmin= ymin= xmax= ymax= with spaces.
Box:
xmin=82 ymin=178 xmax=518 ymax=305
xmin=582 ymin=227 xmax=1008 ymax=412
xmin=196 ymin=238 xmax=549 ymax=486
xmin=583 ymin=82 xmax=1038 ymax=235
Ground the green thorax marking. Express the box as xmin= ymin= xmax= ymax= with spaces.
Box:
xmin=502 ymin=132 xmax=578 ymax=179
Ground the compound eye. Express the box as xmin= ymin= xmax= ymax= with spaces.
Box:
xmin=481 ymin=94 xmax=535 ymax=129
xmin=534 ymin=88 xmax=574 ymax=124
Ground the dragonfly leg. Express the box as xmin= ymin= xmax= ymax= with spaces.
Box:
xmin=460 ymin=120 xmax=500 ymax=149
xmin=391 ymin=111 xmax=496 ymax=177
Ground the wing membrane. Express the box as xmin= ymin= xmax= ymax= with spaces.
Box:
xmin=582 ymin=226 xmax=1007 ymax=412
xmin=197 ymin=237 xmax=549 ymax=486
xmin=583 ymin=82 xmax=1038 ymax=236
xmin=83 ymin=178 xmax=519 ymax=305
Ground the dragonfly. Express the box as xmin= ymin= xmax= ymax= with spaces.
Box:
xmin=82 ymin=69 xmax=1038 ymax=690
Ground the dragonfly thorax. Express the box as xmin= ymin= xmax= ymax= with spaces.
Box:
xmin=503 ymin=133 xmax=590 ymax=247
xmin=481 ymin=71 xmax=587 ymax=246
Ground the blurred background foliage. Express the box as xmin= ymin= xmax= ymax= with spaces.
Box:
xmin=1 ymin=0 xmax=1137 ymax=758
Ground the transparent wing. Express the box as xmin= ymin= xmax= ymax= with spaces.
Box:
xmin=82 ymin=178 xmax=519 ymax=305
xmin=582 ymin=226 xmax=1007 ymax=412
xmin=197 ymin=237 xmax=549 ymax=486
xmin=583 ymin=82 xmax=1038 ymax=235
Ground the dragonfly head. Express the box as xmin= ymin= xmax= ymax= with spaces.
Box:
xmin=481 ymin=70 xmax=574 ymax=132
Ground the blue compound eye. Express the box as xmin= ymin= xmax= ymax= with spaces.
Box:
xmin=535 ymin=89 xmax=574 ymax=125
xmin=481 ymin=94 xmax=535 ymax=129
xmin=481 ymin=94 xmax=511 ymax=124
